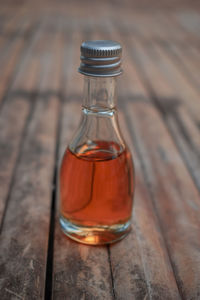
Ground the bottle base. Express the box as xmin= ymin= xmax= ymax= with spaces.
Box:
xmin=59 ymin=215 xmax=131 ymax=245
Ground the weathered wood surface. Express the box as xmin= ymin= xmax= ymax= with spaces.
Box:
xmin=0 ymin=1 xmax=200 ymax=299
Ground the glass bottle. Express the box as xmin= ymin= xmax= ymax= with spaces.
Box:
xmin=59 ymin=40 xmax=135 ymax=245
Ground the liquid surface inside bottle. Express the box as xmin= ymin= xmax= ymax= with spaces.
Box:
xmin=60 ymin=140 xmax=134 ymax=245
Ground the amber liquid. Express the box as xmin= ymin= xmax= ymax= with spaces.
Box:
xmin=60 ymin=141 xmax=134 ymax=244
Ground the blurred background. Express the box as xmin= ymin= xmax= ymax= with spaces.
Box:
xmin=0 ymin=0 xmax=199 ymax=110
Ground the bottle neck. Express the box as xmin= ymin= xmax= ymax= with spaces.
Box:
xmin=69 ymin=75 xmax=125 ymax=155
xmin=83 ymin=76 xmax=117 ymax=110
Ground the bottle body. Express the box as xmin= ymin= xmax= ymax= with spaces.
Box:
xmin=59 ymin=76 xmax=135 ymax=245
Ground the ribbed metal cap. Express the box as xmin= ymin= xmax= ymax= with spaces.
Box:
xmin=78 ymin=40 xmax=122 ymax=77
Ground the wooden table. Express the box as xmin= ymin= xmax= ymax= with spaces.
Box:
xmin=0 ymin=1 xmax=200 ymax=299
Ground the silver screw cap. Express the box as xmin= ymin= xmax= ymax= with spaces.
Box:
xmin=78 ymin=40 xmax=123 ymax=77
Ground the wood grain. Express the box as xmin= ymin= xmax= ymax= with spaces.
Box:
xmin=0 ymin=94 xmax=59 ymax=299
xmin=126 ymin=101 xmax=200 ymax=299
xmin=0 ymin=24 xmax=60 ymax=299
xmin=0 ymin=24 xmax=46 ymax=227
xmin=125 ymin=34 xmax=200 ymax=192
xmin=94 ymin=24 xmax=181 ymax=299
xmin=115 ymin=24 xmax=200 ymax=298
xmin=114 ymin=112 xmax=181 ymax=299
xmin=52 ymin=28 xmax=114 ymax=299
xmin=53 ymin=101 xmax=114 ymax=300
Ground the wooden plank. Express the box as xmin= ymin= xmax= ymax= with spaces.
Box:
xmin=11 ymin=20 xmax=47 ymax=92
xmin=0 ymin=7 xmax=27 ymax=36
xmin=155 ymin=13 xmax=197 ymax=44
xmin=114 ymin=11 xmax=189 ymax=44
xmin=132 ymin=35 xmax=200 ymax=124
xmin=0 ymin=95 xmax=59 ymax=299
xmin=0 ymin=62 xmax=35 ymax=228
xmin=158 ymin=42 xmax=200 ymax=91
xmin=186 ymin=45 xmax=200 ymax=71
xmin=156 ymin=12 xmax=190 ymax=43
xmin=175 ymin=11 xmax=200 ymax=39
xmin=169 ymin=11 xmax=200 ymax=48
xmin=126 ymin=99 xmax=200 ymax=300
xmin=123 ymin=34 xmax=200 ymax=192
xmin=110 ymin=112 xmax=180 ymax=300
xmin=0 ymin=16 xmax=37 ymax=105
xmin=52 ymin=28 xmax=114 ymax=299
xmin=0 ymin=37 xmax=27 ymax=104
xmin=165 ymin=106 xmax=200 ymax=191
xmin=149 ymin=13 xmax=200 ymax=92
xmin=116 ymin=22 xmax=200 ymax=299
xmin=107 ymin=21 xmax=200 ymax=298
xmin=92 ymin=24 xmax=180 ymax=299
xmin=0 ymin=25 xmax=60 ymax=299
xmin=0 ymin=36 xmax=7 ymax=53
xmin=0 ymin=17 xmax=27 ymax=67
xmin=0 ymin=22 xmax=47 ymax=227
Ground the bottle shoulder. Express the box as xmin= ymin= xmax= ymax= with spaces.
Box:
xmin=70 ymin=140 xmax=125 ymax=159
xmin=68 ymin=108 xmax=127 ymax=156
